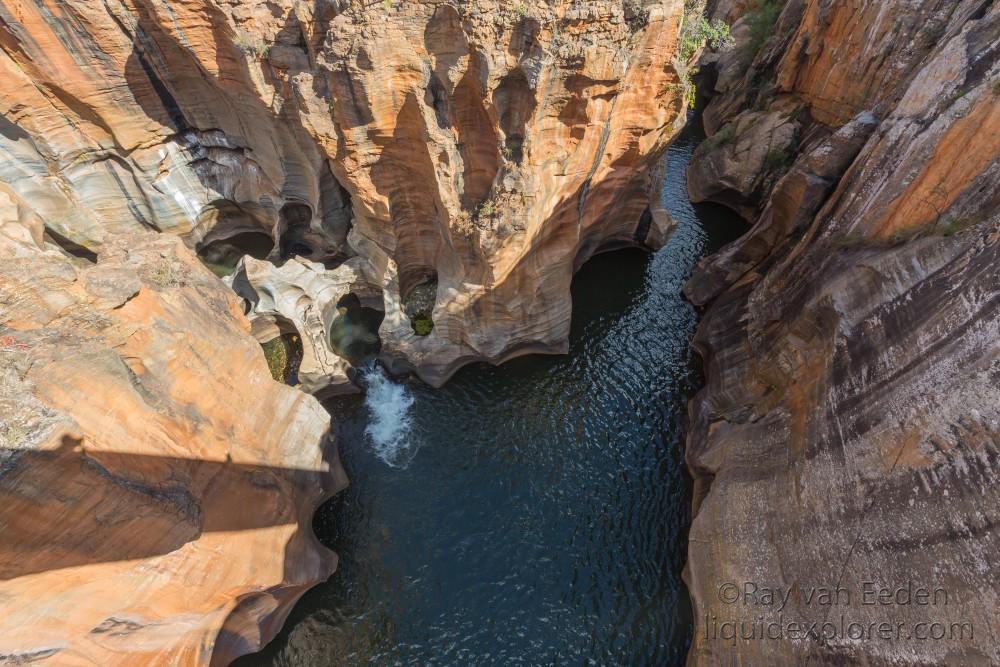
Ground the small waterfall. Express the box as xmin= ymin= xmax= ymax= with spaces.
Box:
xmin=361 ymin=364 xmax=417 ymax=467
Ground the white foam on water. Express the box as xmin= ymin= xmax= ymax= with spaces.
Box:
xmin=362 ymin=365 xmax=418 ymax=467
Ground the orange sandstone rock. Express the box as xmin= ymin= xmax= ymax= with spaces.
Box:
xmin=0 ymin=0 xmax=689 ymax=388
xmin=684 ymin=2 xmax=1000 ymax=665
xmin=0 ymin=232 xmax=346 ymax=665
xmin=0 ymin=1 xmax=690 ymax=663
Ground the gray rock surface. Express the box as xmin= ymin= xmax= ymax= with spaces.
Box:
xmin=683 ymin=2 xmax=1000 ymax=665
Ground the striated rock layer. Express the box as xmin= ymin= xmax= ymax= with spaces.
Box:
xmin=0 ymin=228 xmax=347 ymax=665
xmin=0 ymin=0 xmax=689 ymax=389
xmin=684 ymin=1 xmax=1000 ymax=665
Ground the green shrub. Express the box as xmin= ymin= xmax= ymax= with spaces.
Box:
xmin=937 ymin=215 xmax=982 ymax=237
xmin=992 ymin=80 xmax=1000 ymax=96
xmin=704 ymin=123 xmax=736 ymax=151
xmin=144 ymin=259 xmax=184 ymax=287
xmin=676 ymin=11 xmax=733 ymax=109
xmin=234 ymin=30 xmax=270 ymax=59
xmin=916 ymin=21 xmax=946 ymax=52
xmin=744 ymin=0 xmax=782 ymax=63
xmin=764 ymin=144 xmax=796 ymax=174
xmin=411 ymin=313 xmax=434 ymax=336
xmin=0 ymin=423 xmax=26 ymax=448
xmin=680 ymin=16 xmax=734 ymax=62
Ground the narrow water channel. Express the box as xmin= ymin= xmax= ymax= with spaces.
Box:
xmin=236 ymin=115 xmax=745 ymax=666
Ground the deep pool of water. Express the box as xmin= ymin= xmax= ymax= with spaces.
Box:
xmin=236 ymin=116 xmax=744 ymax=666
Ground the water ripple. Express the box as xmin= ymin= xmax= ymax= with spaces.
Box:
xmin=236 ymin=114 xmax=747 ymax=667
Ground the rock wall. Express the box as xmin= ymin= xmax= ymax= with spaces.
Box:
xmin=684 ymin=1 xmax=1000 ymax=665
xmin=0 ymin=1 xmax=692 ymax=664
xmin=0 ymin=227 xmax=347 ymax=665
xmin=0 ymin=0 xmax=689 ymax=389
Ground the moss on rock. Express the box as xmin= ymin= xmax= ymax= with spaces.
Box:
xmin=411 ymin=313 xmax=434 ymax=336
xmin=261 ymin=337 xmax=290 ymax=382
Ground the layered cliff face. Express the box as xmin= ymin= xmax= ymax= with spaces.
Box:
xmin=0 ymin=1 xmax=691 ymax=663
xmin=0 ymin=226 xmax=347 ymax=665
xmin=684 ymin=0 xmax=1000 ymax=664
xmin=0 ymin=0 xmax=688 ymax=390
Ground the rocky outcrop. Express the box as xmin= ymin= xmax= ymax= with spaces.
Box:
xmin=684 ymin=109 xmax=879 ymax=304
xmin=0 ymin=1 xmax=693 ymax=663
xmin=307 ymin=0 xmax=688 ymax=385
xmin=684 ymin=1 xmax=1000 ymax=665
xmin=686 ymin=108 xmax=800 ymax=220
xmin=0 ymin=228 xmax=347 ymax=665
xmin=688 ymin=0 xmax=992 ymax=220
xmin=231 ymin=255 xmax=381 ymax=395
xmin=0 ymin=0 xmax=689 ymax=389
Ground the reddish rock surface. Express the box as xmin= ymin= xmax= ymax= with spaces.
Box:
xmin=0 ymin=1 xmax=690 ymax=663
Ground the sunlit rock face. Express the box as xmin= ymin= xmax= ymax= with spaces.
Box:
xmin=0 ymin=230 xmax=346 ymax=665
xmin=0 ymin=0 xmax=688 ymax=387
xmin=684 ymin=1 xmax=1000 ymax=665
xmin=306 ymin=0 xmax=688 ymax=385
xmin=230 ymin=254 xmax=382 ymax=396
xmin=0 ymin=0 xmax=689 ymax=663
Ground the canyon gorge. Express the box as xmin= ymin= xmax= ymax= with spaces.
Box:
xmin=0 ymin=0 xmax=997 ymax=665
xmin=0 ymin=0 xmax=689 ymax=663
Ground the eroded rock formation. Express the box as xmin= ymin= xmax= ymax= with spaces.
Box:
xmin=231 ymin=255 xmax=381 ymax=395
xmin=0 ymin=0 xmax=688 ymax=389
xmin=0 ymin=228 xmax=347 ymax=665
xmin=0 ymin=0 xmax=691 ymax=663
xmin=684 ymin=1 xmax=1000 ymax=664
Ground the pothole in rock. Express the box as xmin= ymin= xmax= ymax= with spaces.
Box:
xmin=329 ymin=293 xmax=384 ymax=365
xmin=403 ymin=280 xmax=437 ymax=336
xmin=197 ymin=232 xmax=274 ymax=278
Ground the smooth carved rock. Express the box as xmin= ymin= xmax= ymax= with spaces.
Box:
xmin=687 ymin=109 xmax=800 ymax=219
xmin=684 ymin=2 xmax=1000 ymax=665
xmin=232 ymin=255 xmax=381 ymax=396
xmin=305 ymin=0 xmax=690 ymax=385
xmin=0 ymin=232 xmax=347 ymax=666
xmin=0 ymin=3 xmax=690 ymax=663
xmin=685 ymin=110 xmax=879 ymax=305
xmin=0 ymin=0 xmax=690 ymax=388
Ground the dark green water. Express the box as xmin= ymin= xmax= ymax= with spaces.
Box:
xmin=237 ymin=117 xmax=744 ymax=666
